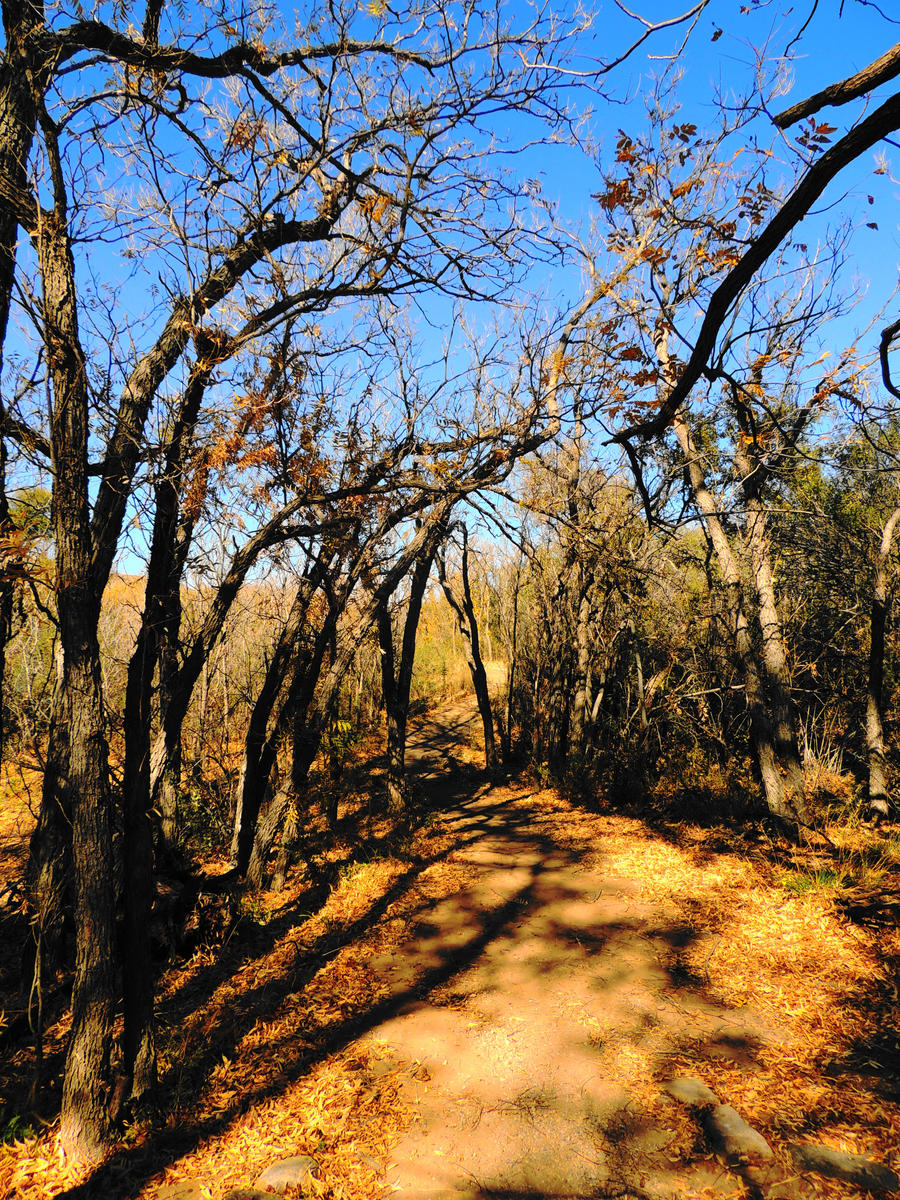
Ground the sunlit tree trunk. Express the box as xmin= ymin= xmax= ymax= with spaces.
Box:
xmin=867 ymin=506 xmax=900 ymax=818
xmin=732 ymin=435 xmax=808 ymax=819
xmin=673 ymin=413 xmax=790 ymax=820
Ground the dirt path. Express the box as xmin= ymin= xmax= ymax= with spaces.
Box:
xmin=355 ymin=702 xmax=787 ymax=1199
xmin=3 ymin=693 xmax=896 ymax=1200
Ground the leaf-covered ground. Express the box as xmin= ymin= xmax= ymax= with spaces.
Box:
xmin=1 ymin=719 xmax=898 ymax=1199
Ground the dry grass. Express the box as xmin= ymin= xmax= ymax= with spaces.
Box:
xmin=0 ymin=759 xmax=40 ymax=876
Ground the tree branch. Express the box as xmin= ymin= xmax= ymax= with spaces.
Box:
xmin=88 ymin=198 xmax=353 ymax=593
xmin=774 ymin=41 xmax=900 ymax=128
xmin=611 ymin=85 xmax=900 ymax=445
xmin=50 ymin=21 xmax=442 ymax=77
xmin=880 ymin=317 xmax=900 ymax=401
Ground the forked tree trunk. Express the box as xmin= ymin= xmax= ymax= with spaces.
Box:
xmin=377 ymin=526 xmax=444 ymax=810
xmin=437 ymin=530 xmax=499 ymax=779
xmin=673 ymin=413 xmax=791 ymax=820
xmin=867 ymin=506 xmax=900 ymax=818
xmin=734 ymin=447 xmax=808 ymax=820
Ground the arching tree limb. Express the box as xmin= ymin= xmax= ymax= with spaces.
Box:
xmin=774 ymin=42 xmax=900 ymax=129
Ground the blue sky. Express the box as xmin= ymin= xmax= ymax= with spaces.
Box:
xmin=535 ymin=0 xmax=900 ymax=334
xmin=6 ymin=1 xmax=900 ymax=567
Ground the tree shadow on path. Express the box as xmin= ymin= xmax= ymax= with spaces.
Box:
xmin=64 ymin=721 xmax=782 ymax=1200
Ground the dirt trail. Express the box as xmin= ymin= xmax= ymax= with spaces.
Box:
xmin=356 ymin=699 xmax=784 ymax=1199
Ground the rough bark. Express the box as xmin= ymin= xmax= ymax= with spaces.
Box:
xmin=570 ymin=589 xmax=593 ymax=760
xmin=377 ymin=605 xmax=404 ymax=810
xmin=120 ymin=626 xmax=157 ymax=1108
xmin=502 ymin=554 xmax=522 ymax=764
xmin=6 ymin=0 xmax=69 ymax=980
xmin=246 ymin=779 xmax=292 ymax=889
xmin=774 ymin=42 xmax=900 ymax=129
xmin=744 ymin=492 xmax=807 ymax=815
xmin=39 ymin=186 xmax=117 ymax=1161
xmin=0 ymin=432 xmax=13 ymax=760
xmin=246 ymin=701 xmax=323 ymax=887
xmin=271 ymin=795 xmax=300 ymax=892
xmin=24 ymin=661 xmax=71 ymax=982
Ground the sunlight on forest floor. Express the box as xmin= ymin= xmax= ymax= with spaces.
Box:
xmin=1 ymin=760 xmax=898 ymax=1198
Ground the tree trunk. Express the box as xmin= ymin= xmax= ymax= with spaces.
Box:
xmin=156 ymin=640 xmax=182 ymax=855
xmin=570 ymin=589 xmax=593 ymax=759
xmin=120 ymin=625 xmax=157 ymax=1109
xmin=246 ymin=777 xmax=291 ymax=888
xmin=236 ymin=562 xmax=340 ymax=877
xmin=246 ymin=711 xmax=321 ymax=887
xmin=502 ymin=553 xmax=522 ymax=763
xmin=40 ymin=191 xmax=117 ymax=1161
xmin=231 ymin=569 xmax=322 ymax=870
xmin=438 ymin=530 xmax=499 ymax=778
xmin=0 ymin=5 xmax=43 ymax=766
xmin=377 ymin=599 xmax=407 ymax=811
xmin=734 ymin=440 xmax=808 ymax=820
xmin=271 ymin=795 xmax=300 ymax=892
xmin=0 ymin=431 xmax=14 ymax=760
xmin=378 ymin=526 xmax=443 ymax=810
xmin=10 ymin=1 xmax=69 ymax=984
xmin=25 ymin=653 xmax=72 ymax=985
xmin=673 ymin=413 xmax=790 ymax=820
xmin=867 ymin=506 xmax=900 ymax=818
